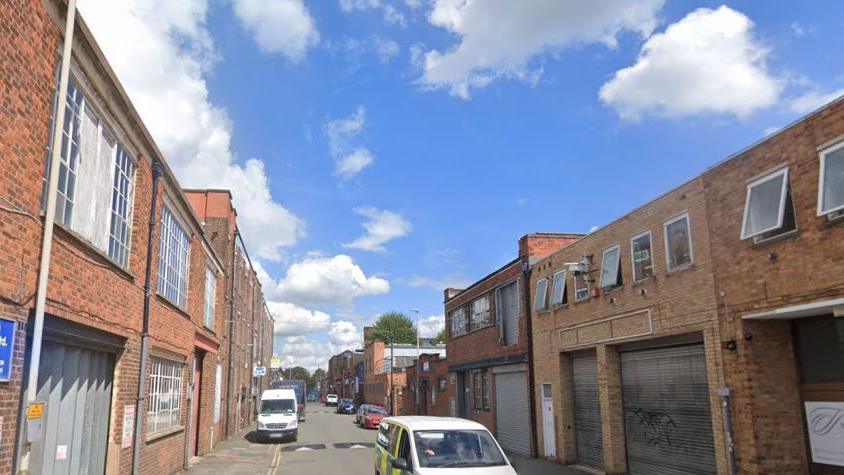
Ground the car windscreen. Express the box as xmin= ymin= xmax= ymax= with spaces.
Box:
xmin=260 ymin=399 xmax=295 ymax=415
xmin=366 ymin=407 xmax=387 ymax=415
xmin=413 ymin=430 xmax=507 ymax=468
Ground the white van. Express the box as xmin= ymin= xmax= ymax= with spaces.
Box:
xmin=257 ymin=389 xmax=299 ymax=442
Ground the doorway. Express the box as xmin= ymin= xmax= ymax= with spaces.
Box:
xmin=541 ymin=383 xmax=556 ymax=458
xmin=191 ymin=350 xmax=204 ymax=457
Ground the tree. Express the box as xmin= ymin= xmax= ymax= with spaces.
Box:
xmin=368 ymin=311 xmax=417 ymax=344
xmin=309 ymin=368 xmax=325 ymax=391
xmin=431 ymin=327 xmax=446 ymax=344
xmin=285 ymin=366 xmax=310 ymax=382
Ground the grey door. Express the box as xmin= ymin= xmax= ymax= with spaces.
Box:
xmin=572 ymin=351 xmax=603 ymax=469
xmin=494 ymin=369 xmax=532 ymax=456
xmin=497 ymin=281 xmax=520 ymax=345
xmin=30 ymin=339 xmax=115 ymax=475
xmin=620 ymin=344 xmax=716 ymax=474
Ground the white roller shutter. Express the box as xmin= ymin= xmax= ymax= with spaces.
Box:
xmin=493 ymin=366 xmax=532 ymax=456
xmin=620 ymin=344 xmax=716 ymax=474
xmin=572 ymin=351 xmax=603 ymax=469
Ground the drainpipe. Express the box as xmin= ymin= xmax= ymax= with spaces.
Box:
xmin=132 ymin=161 xmax=164 ymax=475
xmin=18 ymin=1 xmax=77 ymax=472
xmin=224 ymin=229 xmax=239 ymax=437
xmin=522 ymin=260 xmax=539 ymax=458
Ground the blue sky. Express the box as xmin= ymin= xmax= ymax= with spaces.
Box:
xmin=79 ymin=0 xmax=844 ymax=370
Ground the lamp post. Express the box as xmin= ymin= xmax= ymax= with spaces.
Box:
xmin=409 ymin=309 xmax=420 ymax=413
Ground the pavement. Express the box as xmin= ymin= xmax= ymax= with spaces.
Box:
xmin=181 ymin=405 xmax=593 ymax=475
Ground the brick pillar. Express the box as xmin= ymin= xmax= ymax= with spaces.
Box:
xmin=557 ymin=352 xmax=577 ymax=464
xmin=597 ymin=344 xmax=626 ymax=474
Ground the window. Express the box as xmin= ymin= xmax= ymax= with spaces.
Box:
xmin=157 ymin=206 xmax=190 ymax=308
xmin=414 ymin=430 xmax=507 ymax=468
xmin=741 ymin=168 xmax=796 ymax=240
xmin=818 ymin=141 xmax=844 ymax=216
xmin=550 ymin=270 xmax=567 ymax=306
xmin=46 ymin=76 xmax=137 ymax=266
xmin=573 ymin=272 xmax=589 ymax=302
xmin=664 ymin=214 xmax=693 ymax=271
xmin=630 ymin=231 xmax=654 ymax=281
xmin=482 ymin=371 xmax=490 ymax=409
xmin=599 ymin=245 xmax=622 ymax=289
xmin=472 ymin=370 xmax=490 ymax=410
xmin=438 ymin=377 xmax=447 ymax=392
xmin=204 ymin=267 xmax=216 ymax=329
xmin=147 ymin=357 xmax=184 ymax=433
xmin=470 ymin=296 xmax=490 ymax=330
xmin=398 ymin=430 xmax=411 ymax=463
xmin=450 ymin=307 xmax=467 ymax=338
xmin=534 ymin=278 xmax=549 ymax=311
xmin=542 ymin=383 xmax=552 ymax=399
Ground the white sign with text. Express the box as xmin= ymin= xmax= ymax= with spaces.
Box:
xmin=805 ymin=401 xmax=844 ymax=467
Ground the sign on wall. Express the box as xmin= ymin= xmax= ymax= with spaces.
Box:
xmin=121 ymin=405 xmax=135 ymax=449
xmin=0 ymin=318 xmax=17 ymax=382
xmin=253 ymin=365 xmax=266 ymax=377
xmin=805 ymin=401 xmax=844 ymax=467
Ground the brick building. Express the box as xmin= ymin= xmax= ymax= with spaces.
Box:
xmin=0 ymin=1 xmax=271 ymax=474
xmin=327 ymin=349 xmax=363 ymax=401
xmin=444 ymin=233 xmax=579 ymax=457
xmin=401 ymin=353 xmax=453 ymax=417
xmin=529 ymin=98 xmax=844 ymax=474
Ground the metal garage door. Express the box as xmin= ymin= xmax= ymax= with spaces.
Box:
xmin=30 ymin=339 xmax=115 ymax=475
xmin=494 ymin=367 xmax=532 ymax=456
xmin=620 ymin=344 xmax=716 ymax=474
xmin=572 ymin=351 xmax=603 ymax=469
xmin=496 ymin=281 xmax=520 ymax=345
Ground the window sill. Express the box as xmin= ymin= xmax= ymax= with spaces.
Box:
xmin=551 ymin=303 xmax=569 ymax=311
xmin=145 ymin=425 xmax=184 ymax=443
xmin=155 ymin=294 xmax=191 ymax=319
xmin=631 ymin=276 xmax=655 ymax=287
xmin=600 ymin=285 xmax=623 ymax=294
xmin=751 ymin=228 xmax=798 ymax=247
xmin=52 ymin=221 xmax=135 ymax=282
xmin=666 ymin=263 xmax=695 ymax=275
xmin=451 ymin=323 xmax=496 ymax=341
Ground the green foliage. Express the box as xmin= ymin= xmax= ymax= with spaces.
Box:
xmin=368 ymin=311 xmax=417 ymax=344
xmin=286 ymin=366 xmax=310 ymax=382
xmin=431 ymin=327 xmax=446 ymax=344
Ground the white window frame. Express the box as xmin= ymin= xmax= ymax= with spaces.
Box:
xmin=740 ymin=168 xmax=790 ymax=240
xmin=534 ymin=278 xmax=549 ymax=311
xmin=599 ymin=244 xmax=622 ymax=289
xmin=108 ymin=144 xmax=136 ymax=267
xmin=204 ymin=266 xmax=216 ymax=329
xmin=663 ymin=213 xmax=694 ymax=272
xmin=157 ymin=205 xmax=191 ymax=308
xmin=550 ymin=270 xmax=567 ymax=306
xmin=818 ymin=140 xmax=844 ymax=216
xmin=147 ymin=356 xmax=184 ymax=434
xmin=630 ymin=230 xmax=654 ymax=282
xmin=573 ymin=271 xmax=589 ymax=302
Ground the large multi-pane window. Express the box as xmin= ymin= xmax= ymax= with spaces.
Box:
xmin=147 ymin=357 xmax=183 ymax=433
xmin=204 ymin=266 xmax=216 ymax=329
xmin=470 ymin=295 xmax=490 ymax=331
xmin=450 ymin=307 xmax=467 ymax=338
xmin=46 ymin=75 xmax=136 ymax=267
xmin=157 ymin=206 xmax=190 ymax=308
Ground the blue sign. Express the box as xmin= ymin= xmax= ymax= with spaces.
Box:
xmin=0 ymin=318 xmax=17 ymax=382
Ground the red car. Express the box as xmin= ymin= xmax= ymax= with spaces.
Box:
xmin=360 ymin=405 xmax=387 ymax=429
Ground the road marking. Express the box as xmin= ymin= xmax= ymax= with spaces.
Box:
xmin=295 ymin=447 xmax=313 ymax=452
xmin=267 ymin=446 xmax=281 ymax=475
xmin=350 ymin=444 xmax=366 ymax=449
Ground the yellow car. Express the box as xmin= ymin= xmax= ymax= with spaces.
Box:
xmin=374 ymin=416 xmax=517 ymax=475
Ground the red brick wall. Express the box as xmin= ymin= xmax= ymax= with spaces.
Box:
xmin=402 ymin=354 xmax=454 ymax=417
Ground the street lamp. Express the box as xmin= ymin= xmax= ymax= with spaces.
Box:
xmin=410 ymin=309 xmax=420 ymax=413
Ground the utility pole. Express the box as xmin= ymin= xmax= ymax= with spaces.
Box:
xmin=410 ymin=309 xmax=420 ymax=413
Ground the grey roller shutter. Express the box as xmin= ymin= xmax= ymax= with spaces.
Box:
xmin=620 ymin=344 xmax=716 ymax=475
xmin=498 ymin=281 xmax=519 ymax=345
xmin=493 ymin=368 xmax=532 ymax=456
xmin=30 ymin=340 xmax=115 ymax=475
xmin=572 ymin=351 xmax=603 ymax=469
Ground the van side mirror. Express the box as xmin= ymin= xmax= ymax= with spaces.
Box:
xmin=392 ymin=457 xmax=410 ymax=471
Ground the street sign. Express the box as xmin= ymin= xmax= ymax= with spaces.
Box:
xmin=26 ymin=402 xmax=45 ymax=442
xmin=253 ymin=365 xmax=266 ymax=377
xmin=0 ymin=318 xmax=17 ymax=382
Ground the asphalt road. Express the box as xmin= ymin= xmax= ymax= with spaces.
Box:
xmin=273 ymin=404 xmax=375 ymax=475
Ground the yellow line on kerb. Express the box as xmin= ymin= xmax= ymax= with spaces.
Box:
xmin=267 ymin=445 xmax=282 ymax=475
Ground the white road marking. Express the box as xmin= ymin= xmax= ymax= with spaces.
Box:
xmin=295 ymin=447 xmax=314 ymax=452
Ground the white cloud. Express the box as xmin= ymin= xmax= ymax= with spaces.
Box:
xmin=417 ymin=315 xmax=444 ymax=338
xmin=343 ymin=207 xmax=411 ymax=252
xmin=268 ymin=301 xmax=331 ymax=336
xmin=326 ymin=106 xmax=375 ymax=179
xmin=328 ymin=320 xmax=364 ymax=353
xmin=276 ymin=335 xmax=330 ymax=371
xmin=419 ymin=0 xmax=665 ymax=99
xmin=600 ymin=6 xmax=782 ymax=120
xmin=267 ymin=254 xmax=389 ymax=306
xmin=372 ymin=36 xmax=401 ymax=63
xmin=339 ymin=0 xmax=406 ymax=27
xmin=78 ymin=0 xmax=304 ymax=262
xmin=787 ymin=88 xmax=844 ymax=115
xmin=231 ymin=0 xmax=319 ymax=62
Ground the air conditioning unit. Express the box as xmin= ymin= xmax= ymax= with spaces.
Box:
xmin=566 ymin=262 xmax=586 ymax=274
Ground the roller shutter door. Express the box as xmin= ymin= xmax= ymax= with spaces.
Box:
xmin=497 ymin=281 xmax=520 ymax=345
xmin=572 ymin=352 xmax=603 ymax=469
xmin=493 ymin=368 xmax=532 ymax=456
xmin=620 ymin=344 xmax=716 ymax=474
xmin=30 ymin=340 xmax=115 ymax=475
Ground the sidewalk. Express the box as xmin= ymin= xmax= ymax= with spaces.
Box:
xmin=179 ymin=429 xmax=282 ymax=475
xmin=508 ymin=454 xmax=596 ymax=475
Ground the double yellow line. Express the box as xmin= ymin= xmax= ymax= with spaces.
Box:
xmin=267 ymin=445 xmax=282 ymax=475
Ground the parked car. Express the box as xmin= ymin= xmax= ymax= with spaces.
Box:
xmin=325 ymin=394 xmax=338 ymax=406
xmin=337 ymin=398 xmax=356 ymax=414
xmin=256 ymin=389 xmax=298 ymax=442
xmin=355 ymin=404 xmax=370 ymax=424
xmin=374 ymin=417 xmax=517 ymax=474
xmin=359 ymin=405 xmax=387 ymax=430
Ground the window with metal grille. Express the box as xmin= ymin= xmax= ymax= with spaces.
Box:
xmin=204 ymin=266 xmax=216 ymax=329
xmin=157 ymin=206 xmax=190 ymax=308
xmin=108 ymin=145 xmax=135 ymax=266
xmin=147 ymin=357 xmax=183 ymax=433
